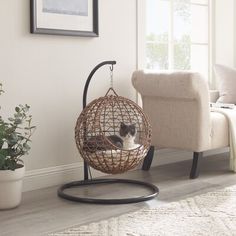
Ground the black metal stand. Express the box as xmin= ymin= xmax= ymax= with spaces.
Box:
xmin=57 ymin=61 xmax=159 ymax=204
xmin=142 ymin=146 xmax=155 ymax=171
xmin=58 ymin=178 xmax=158 ymax=204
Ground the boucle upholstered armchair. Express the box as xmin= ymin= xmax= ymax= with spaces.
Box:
xmin=132 ymin=70 xmax=229 ymax=179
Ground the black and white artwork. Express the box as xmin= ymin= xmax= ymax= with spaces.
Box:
xmin=30 ymin=0 xmax=98 ymax=37
xmin=43 ymin=0 xmax=88 ymax=16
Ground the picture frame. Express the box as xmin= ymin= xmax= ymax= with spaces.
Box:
xmin=30 ymin=0 xmax=99 ymax=37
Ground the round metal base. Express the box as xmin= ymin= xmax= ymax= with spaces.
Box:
xmin=57 ymin=178 xmax=159 ymax=204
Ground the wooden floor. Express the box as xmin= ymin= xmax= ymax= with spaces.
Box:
xmin=1 ymin=152 xmax=236 ymax=236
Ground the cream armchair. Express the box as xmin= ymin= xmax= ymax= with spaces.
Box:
xmin=132 ymin=70 xmax=229 ymax=179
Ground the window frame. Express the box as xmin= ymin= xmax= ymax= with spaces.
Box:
xmin=139 ymin=0 xmax=213 ymax=83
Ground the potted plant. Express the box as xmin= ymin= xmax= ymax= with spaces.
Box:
xmin=0 ymin=84 xmax=35 ymax=209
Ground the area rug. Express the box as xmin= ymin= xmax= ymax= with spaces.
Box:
xmin=49 ymin=185 xmax=236 ymax=236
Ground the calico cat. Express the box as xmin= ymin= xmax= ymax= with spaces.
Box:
xmin=119 ymin=122 xmax=137 ymax=150
xmin=84 ymin=122 xmax=137 ymax=152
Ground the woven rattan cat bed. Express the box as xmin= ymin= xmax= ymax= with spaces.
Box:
xmin=58 ymin=61 xmax=159 ymax=204
xmin=75 ymin=87 xmax=151 ymax=174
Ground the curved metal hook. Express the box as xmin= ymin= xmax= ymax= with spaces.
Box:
xmin=83 ymin=60 xmax=116 ymax=109
xmin=110 ymin=64 xmax=114 ymax=72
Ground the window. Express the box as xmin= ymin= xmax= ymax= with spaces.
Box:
xmin=146 ymin=0 xmax=210 ymax=79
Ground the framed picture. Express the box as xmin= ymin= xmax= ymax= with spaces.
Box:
xmin=30 ymin=0 xmax=99 ymax=37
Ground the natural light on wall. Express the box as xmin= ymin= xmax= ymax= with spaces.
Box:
xmin=146 ymin=0 xmax=209 ymax=79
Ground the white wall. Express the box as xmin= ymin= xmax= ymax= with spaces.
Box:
xmin=0 ymin=0 xmax=137 ymax=179
xmin=214 ymin=0 xmax=235 ymax=68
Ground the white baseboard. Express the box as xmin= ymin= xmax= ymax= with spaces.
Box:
xmin=23 ymin=162 xmax=104 ymax=192
xmin=23 ymin=148 xmax=229 ymax=192
xmin=152 ymin=147 xmax=229 ymax=167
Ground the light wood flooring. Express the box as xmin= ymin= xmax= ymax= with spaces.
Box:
xmin=1 ymin=152 xmax=236 ymax=236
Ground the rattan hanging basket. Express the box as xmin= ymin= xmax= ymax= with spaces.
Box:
xmin=75 ymin=88 xmax=152 ymax=174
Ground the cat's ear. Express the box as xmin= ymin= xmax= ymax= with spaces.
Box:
xmin=120 ymin=122 xmax=125 ymax=128
xmin=130 ymin=124 xmax=136 ymax=135
xmin=130 ymin=124 xmax=136 ymax=129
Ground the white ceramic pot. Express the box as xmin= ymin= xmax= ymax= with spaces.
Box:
xmin=0 ymin=165 xmax=25 ymax=210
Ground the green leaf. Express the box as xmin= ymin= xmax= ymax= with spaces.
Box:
xmin=5 ymin=158 xmax=17 ymax=171
xmin=14 ymin=119 xmax=22 ymax=125
xmin=6 ymin=127 xmax=16 ymax=134
xmin=0 ymin=158 xmax=5 ymax=170
xmin=23 ymin=143 xmax=30 ymax=150
xmin=14 ymin=113 xmax=22 ymax=119
xmin=0 ymin=149 xmax=8 ymax=157
xmin=0 ymin=98 xmax=36 ymax=170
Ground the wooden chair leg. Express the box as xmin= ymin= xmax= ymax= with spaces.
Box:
xmin=142 ymin=146 xmax=155 ymax=171
xmin=190 ymin=152 xmax=203 ymax=179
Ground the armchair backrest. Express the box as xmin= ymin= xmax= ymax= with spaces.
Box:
xmin=132 ymin=70 xmax=211 ymax=152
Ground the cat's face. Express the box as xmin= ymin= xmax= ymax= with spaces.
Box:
xmin=119 ymin=122 xmax=136 ymax=139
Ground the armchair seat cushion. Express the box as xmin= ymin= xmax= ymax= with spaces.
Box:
xmin=210 ymin=111 xmax=229 ymax=149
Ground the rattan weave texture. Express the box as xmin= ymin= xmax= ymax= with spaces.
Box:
xmin=75 ymin=88 xmax=152 ymax=174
